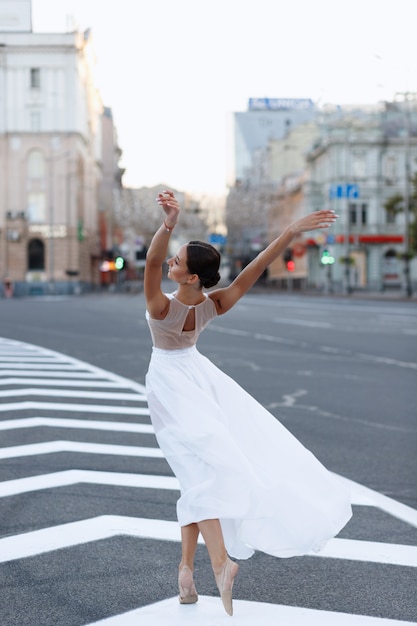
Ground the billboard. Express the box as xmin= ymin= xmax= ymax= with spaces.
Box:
xmin=248 ymin=98 xmax=314 ymax=111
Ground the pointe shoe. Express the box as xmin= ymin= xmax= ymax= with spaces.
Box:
xmin=178 ymin=565 xmax=198 ymax=604
xmin=214 ymin=557 xmax=239 ymax=616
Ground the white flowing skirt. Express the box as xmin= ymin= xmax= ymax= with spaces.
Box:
xmin=145 ymin=345 xmax=352 ymax=560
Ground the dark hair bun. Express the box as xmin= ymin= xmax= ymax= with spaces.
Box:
xmin=186 ymin=241 xmax=221 ymax=290
xmin=201 ymin=272 xmax=221 ymax=289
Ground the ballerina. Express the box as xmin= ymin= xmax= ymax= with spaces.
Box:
xmin=144 ymin=190 xmax=352 ymax=616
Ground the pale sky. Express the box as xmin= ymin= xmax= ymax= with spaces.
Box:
xmin=32 ymin=0 xmax=415 ymax=196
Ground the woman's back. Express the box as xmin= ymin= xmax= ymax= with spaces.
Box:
xmin=146 ymin=292 xmax=217 ymax=350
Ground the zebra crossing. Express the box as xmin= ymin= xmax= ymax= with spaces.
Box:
xmin=0 ymin=337 xmax=416 ymax=625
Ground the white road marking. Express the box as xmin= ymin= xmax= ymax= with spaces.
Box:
xmin=210 ymin=324 xmax=417 ymax=370
xmin=0 ymin=470 xmax=178 ymax=497
xmin=1 ymin=335 xmax=416 ymax=624
xmin=0 ymin=417 xmax=154 ymax=434
xmin=1 ymin=466 xmax=416 ymax=531
xmin=0 ymin=441 xmax=163 ymax=460
xmin=88 ymin=595 xmax=417 ymax=626
xmin=273 ymin=317 xmax=333 ymax=328
xmin=0 ymin=387 xmax=145 ymax=401
xmin=0 ymin=378 xmax=140 ymax=388
xmin=357 ymin=353 xmax=417 ymax=370
xmin=337 ymin=474 xmax=417 ymax=529
xmin=0 ymin=338 xmax=147 ymax=394
xmin=0 ymin=515 xmax=415 ymax=568
xmin=1 ymin=468 xmax=417 ymax=530
xmin=0 ymin=401 xmax=149 ymax=414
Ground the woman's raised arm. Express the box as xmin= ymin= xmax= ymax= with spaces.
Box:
xmin=144 ymin=190 xmax=180 ymax=319
xmin=209 ymin=209 xmax=338 ymax=315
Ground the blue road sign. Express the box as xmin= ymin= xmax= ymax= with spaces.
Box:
xmin=347 ymin=184 xmax=360 ymax=198
xmin=209 ymin=233 xmax=227 ymax=245
xmin=329 ymin=184 xmax=360 ymax=199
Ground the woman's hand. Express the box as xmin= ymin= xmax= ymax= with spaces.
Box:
xmin=157 ymin=190 xmax=180 ymax=228
xmin=289 ymin=209 xmax=338 ymax=235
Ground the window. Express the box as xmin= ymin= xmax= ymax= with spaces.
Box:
xmin=352 ymin=151 xmax=366 ymax=178
xmin=30 ymin=68 xmax=41 ymax=89
xmin=349 ymin=204 xmax=357 ymax=225
xmin=349 ymin=202 xmax=367 ymax=226
xmin=28 ymin=239 xmax=45 ymax=271
xmin=31 ymin=111 xmax=41 ymax=132
xmin=27 ymin=192 xmax=46 ymax=223
xmin=28 ymin=149 xmax=45 ymax=179
xmin=361 ymin=204 xmax=367 ymax=225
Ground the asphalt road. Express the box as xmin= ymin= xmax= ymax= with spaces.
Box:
xmin=0 ymin=289 xmax=416 ymax=625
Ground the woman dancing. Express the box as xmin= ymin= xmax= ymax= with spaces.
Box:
xmin=144 ymin=190 xmax=352 ymax=616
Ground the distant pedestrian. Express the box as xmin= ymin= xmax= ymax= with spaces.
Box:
xmin=4 ymin=278 xmax=13 ymax=298
xmin=144 ymin=190 xmax=352 ymax=616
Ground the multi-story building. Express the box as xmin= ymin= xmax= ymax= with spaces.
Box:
xmin=0 ymin=0 xmax=121 ymax=295
xmin=227 ymin=97 xmax=317 ymax=187
xmin=226 ymin=98 xmax=317 ymax=277
xmin=227 ymin=97 xmax=417 ymax=292
xmin=304 ymin=103 xmax=417 ymax=292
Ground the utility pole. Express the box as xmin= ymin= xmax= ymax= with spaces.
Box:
xmin=403 ymin=95 xmax=412 ymax=297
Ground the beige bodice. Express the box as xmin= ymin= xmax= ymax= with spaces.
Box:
xmin=146 ymin=292 xmax=218 ymax=350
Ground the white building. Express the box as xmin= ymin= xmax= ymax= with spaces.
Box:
xmin=227 ymin=98 xmax=317 ymax=188
xmin=227 ymin=98 xmax=417 ymax=293
xmin=304 ymin=105 xmax=417 ymax=292
xmin=0 ymin=0 xmax=109 ymax=295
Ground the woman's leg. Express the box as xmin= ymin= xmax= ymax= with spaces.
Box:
xmin=197 ymin=518 xmax=228 ymax=569
xmin=197 ymin=518 xmax=239 ymax=616
xmin=178 ymin=523 xmax=199 ymax=604
xmin=179 ymin=523 xmax=200 ymax=569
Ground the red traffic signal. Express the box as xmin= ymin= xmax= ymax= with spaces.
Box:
xmin=283 ymin=248 xmax=295 ymax=272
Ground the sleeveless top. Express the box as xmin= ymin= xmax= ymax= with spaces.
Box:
xmin=146 ymin=292 xmax=218 ymax=350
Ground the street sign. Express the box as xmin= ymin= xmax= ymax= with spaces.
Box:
xmin=209 ymin=233 xmax=227 ymax=245
xmin=347 ymin=184 xmax=360 ymax=198
xmin=329 ymin=184 xmax=360 ymax=199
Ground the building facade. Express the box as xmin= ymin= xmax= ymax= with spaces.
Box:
xmin=227 ymin=98 xmax=417 ymax=293
xmin=0 ymin=2 xmax=114 ymax=295
xmin=304 ymin=104 xmax=417 ymax=292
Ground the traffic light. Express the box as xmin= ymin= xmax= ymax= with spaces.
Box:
xmin=283 ymin=248 xmax=295 ymax=272
xmin=320 ymin=249 xmax=335 ymax=265
xmin=115 ymin=256 xmax=126 ymax=270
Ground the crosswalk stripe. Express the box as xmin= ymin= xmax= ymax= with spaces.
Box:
xmin=0 ymin=378 xmax=136 ymax=388
xmin=88 ymin=595 xmax=417 ymax=626
xmin=0 ymin=441 xmax=163 ymax=459
xmin=0 ymin=515 xmax=415 ymax=568
xmin=0 ymin=417 xmax=154 ymax=433
xmin=0 ymin=470 xmax=179 ymax=497
xmin=0 ymin=401 xmax=149 ymax=414
xmin=337 ymin=475 xmax=417 ymax=529
xmin=0 ymin=387 xmax=146 ymax=401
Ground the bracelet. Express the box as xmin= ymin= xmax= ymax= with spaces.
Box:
xmin=163 ymin=219 xmax=176 ymax=232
